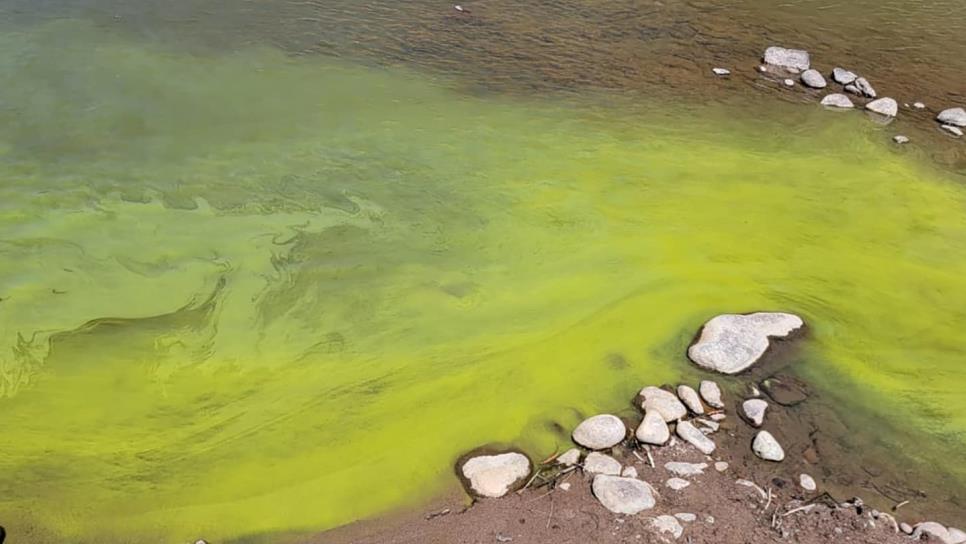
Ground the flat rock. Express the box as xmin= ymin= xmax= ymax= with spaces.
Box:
xmin=699 ymin=380 xmax=724 ymax=408
xmin=800 ymin=473 xmax=817 ymax=491
xmin=820 ymin=93 xmax=855 ymax=108
xmin=712 ymin=67 xmax=731 ymax=76
xmin=573 ymin=414 xmax=626 ymax=450
xmin=584 ymin=452 xmax=622 ymax=476
xmin=752 ymin=430 xmax=785 ymax=462
xmin=640 ymin=386 xmax=688 ymax=422
xmin=831 ymin=67 xmax=857 ymax=85
xmin=942 ymin=125 xmax=964 ymax=137
xmin=914 ymin=102 xmax=926 ymax=109
xmin=460 ymin=452 xmax=531 ymax=498
xmin=676 ymin=420 xmax=716 ymax=455
xmin=675 ymin=513 xmax=697 ymax=522
xmin=741 ymin=399 xmax=768 ymax=427
xmin=695 ymin=418 xmax=719 ymax=433
xmin=937 ymin=107 xmax=966 ymax=127
xmin=763 ymin=46 xmax=810 ymax=71
xmin=688 ymin=312 xmax=804 ymax=374
xmin=948 ymin=528 xmax=966 ymax=544
xmin=651 ymin=515 xmax=684 ymax=539
xmin=893 ymin=135 xmax=910 ymax=144
xmin=665 ymin=461 xmax=708 ymax=477
xmin=761 ymin=374 xmax=809 ymax=406
xmin=866 ymin=97 xmax=898 ymax=117
xmin=801 ymin=69 xmax=827 ymax=88
xmin=621 ymin=466 xmax=639 ymax=478
xmin=592 ymin=475 xmax=656 ymax=515
xmin=666 ymin=477 xmax=691 ymax=490
xmin=677 ymin=385 xmax=705 ymax=414
xmin=636 ymin=410 xmax=671 ymax=445
xmin=854 ymin=77 xmax=876 ymax=97
xmin=556 ymin=448 xmax=581 ymax=467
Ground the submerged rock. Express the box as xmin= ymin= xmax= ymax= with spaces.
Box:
xmin=800 ymin=473 xmax=817 ymax=491
xmin=854 ymin=77 xmax=876 ymax=98
xmin=761 ymin=374 xmax=809 ymax=406
xmin=894 ymin=135 xmax=910 ymax=144
xmin=592 ymin=475 xmax=656 ymax=514
xmin=752 ymin=430 xmax=785 ymax=462
xmin=831 ymin=67 xmax=857 ymax=85
xmin=636 ymin=410 xmax=671 ymax=445
xmin=948 ymin=527 xmax=966 ymax=544
xmin=651 ymin=514 xmax=684 ymax=539
xmin=866 ymin=97 xmax=898 ymax=117
xmin=942 ymin=125 xmax=964 ymax=137
xmin=460 ymin=452 xmax=531 ymax=498
xmin=801 ymin=69 xmax=827 ymax=89
xmin=640 ymin=386 xmax=688 ymax=422
xmin=820 ymin=93 xmax=855 ymax=109
xmin=937 ymin=107 xmax=966 ymax=127
xmin=763 ymin=46 xmax=811 ymax=71
xmin=584 ymin=452 xmax=622 ymax=476
xmin=741 ymin=398 xmax=768 ymax=427
xmin=699 ymin=380 xmax=724 ymax=409
xmin=677 ymin=385 xmax=705 ymax=415
xmin=712 ymin=67 xmax=731 ymax=76
xmin=677 ymin=420 xmax=716 ymax=455
xmin=556 ymin=448 xmax=581 ymax=467
xmin=665 ymin=461 xmax=708 ymax=477
xmin=688 ymin=312 xmax=804 ymax=374
xmin=572 ymin=414 xmax=626 ymax=450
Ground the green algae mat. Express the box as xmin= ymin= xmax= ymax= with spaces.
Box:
xmin=0 ymin=21 xmax=965 ymax=543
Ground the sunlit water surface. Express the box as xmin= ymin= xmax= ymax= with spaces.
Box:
xmin=0 ymin=19 xmax=965 ymax=544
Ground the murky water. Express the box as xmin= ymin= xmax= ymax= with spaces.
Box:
xmin=0 ymin=2 xmax=965 ymax=543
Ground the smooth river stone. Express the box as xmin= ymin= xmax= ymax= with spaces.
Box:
xmin=592 ymin=475 xmax=656 ymax=514
xmin=866 ymin=97 xmax=898 ymax=117
xmin=799 ymin=473 xmax=817 ymax=491
xmin=855 ymin=77 xmax=876 ymax=97
xmin=937 ymin=107 xmax=966 ymax=127
xmin=584 ymin=452 xmax=622 ymax=476
xmin=676 ymin=420 xmax=716 ymax=455
xmin=572 ymin=414 xmax=626 ymax=450
xmin=640 ymin=386 xmax=688 ymax=422
xmin=556 ymin=448 xmax=581 ymax=467
xmin=831 ymin=67 xmax=857 ymax=85
xmin=636 ymin=410 xmax=671 ymax=445
xmin=688 ymin=313 xmax=804 ymax=374
xmin=942 ymin=125 xmax=965 ymax=137
xmin=677 ymin=385 xmax=705 ymax=414
xmin=821 ymin=93 xmax=854 ymax=109
xmin=800 ymin=69 xmax=827 ymax=89
xmin=699 ymin=380 xmax=724 ymax=409
xmin=741 ymin=398 xmax=768 ymax=427
xmin=461 ymin=452 xmax=531 ymax=498
xmin=763 ymin=46 xmax=810 ymax=71
xmin=752 ymin=431 xmax=785 ymax=462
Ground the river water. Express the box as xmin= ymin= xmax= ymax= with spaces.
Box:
xmin=0 ymin=1 xmax=964 ymax=543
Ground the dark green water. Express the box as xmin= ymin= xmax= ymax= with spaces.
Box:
xmin=0 ymin=2 xmax=964 ymax=543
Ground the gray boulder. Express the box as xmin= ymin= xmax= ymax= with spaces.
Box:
xmin=640 ymin=386 xmax=688 ymax=422
xmin=572 ymin=414 xmax=626 ymax=450
xmin=801 ymin=69 xmax=827 ymax=89
xmin=741 ymin=398 xmax=768 ymax=427
xmin=821 ymin=94 xmax=854 ymax=108
xmin=677 ymin=385 xmax=705 ymax=414
xmin=461 ymin=452 xmax=531 ymax=498
xmin=831 ymin=67 xmax=857 ymax=85
xmin=592 ymin=475 xmax=657 ymax=514
xmin=584 ymin=452 xmax=622 ymax=475
xmin=763 ymin=46 xmax=810 ymax=71
xmin=937 ymin=107 xmax=966 ymax=127
xmin=855 ymin=77 xmax=876 ymax=97
xmin=636 ymin=410 xmax=671 ymax=445
xmin=688 ymin=312 xmax=804 ymax=374
xmin=752 ymin=431 xmax=785 ymax=462
xmin=866 ymin=97 xmax=898 ymax=117
xmin=676 ymin=420 xmax=716 ymax=455
xmin=699 ymin=380 xmax=724 ymax=408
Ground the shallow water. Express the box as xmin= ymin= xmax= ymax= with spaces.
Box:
xmin=0 ymin=9 xmax=965 ymax=544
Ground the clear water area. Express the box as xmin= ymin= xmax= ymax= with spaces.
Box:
xmin=1 ymin=14 xmax=966 ymax=544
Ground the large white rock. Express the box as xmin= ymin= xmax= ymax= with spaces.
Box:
xmin=948 ymin=527 xmax=966 ymax=544
xmin=800 ymin=69 xmax=827 ymax=89
xmin=676 ymin=420 xmax=716 ymax=455
xmin=584 ymin=452 xmax=622 ymax=475
xmin=636 ymin=410 xmax=671 ymax=445
xmin=688 ymin=313 xmax=804 ymax=374
xmin=741 ymin=398 xmax=768 ymax=427
xmin=699 ymin=380 xmax=724 ymax=408
xmin=651 ymin=515 xmax=684 ymax=539
xmin=831 ymin=67 xmax=857 ymax=85
xmin=763 ymin=46 xmax=810 ymax=71
xmin=664 ymin=461 xmax=707 ymax=477
xmin=461 ymin=452 xmax=531 ymax=498
xmin=592 ymin=475 xmax=656 ymax=514
xmin=913 ymin=522 xmax=959 ymax=544
xmin=937 ymin=107 xmax=966 ymax=127
xmin=866 ymin=97 xmax=898 ymax=117
xmin=556 ymin=448 xmax=581 ymax=467
xmin=820 ymin=93 xmax=855 ymax=109
xmin=640 ymin=386 xmax=688 ymax=422
xmin=752 ymin=431 xmax=785 ymax=462
xmin=573 ymin=414 xmax=626 ymax=450
xmin=677 ymin=385 xmax=705 ymax=415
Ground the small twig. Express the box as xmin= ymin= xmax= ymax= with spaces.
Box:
xmin=518 ymin=469 xmax=543 ymax=493
xmin=425 ymin=508 xmax=451 ymax=520
xmin=539 ymin=447 xmax=561 ymax=465
xmin=764 ymin=487 xmax=773 ymax=511
xmin=645 ymin=446 xmax=655 ymax=468
xmin=893 ymin=500 xmax=910 ymax=511
xmin=633 ymin=450 xmax=645 ymax=463
xmin=546 ymin=496 xmax=555 ymax=529
xmin=782 ymin=504 xmax=816 ymax=517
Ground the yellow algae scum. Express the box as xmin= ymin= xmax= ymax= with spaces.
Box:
xmin=0 ymin=21 xmax=965 ymax=543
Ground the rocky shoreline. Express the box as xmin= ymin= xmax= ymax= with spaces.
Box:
xmin=317 ymin=312 xmax=963 ymax=544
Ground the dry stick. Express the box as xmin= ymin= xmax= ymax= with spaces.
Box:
xmin=632 ymin=450 xmax=645 ymax=463
xmin=546 ymin=496 xmax=555 ymax=529
xmin=538 ymin=447 xmax=561 ymax=465
xmin=893 ymin=500 xmax=910 ymax=511
xmin=764 ymin=487 xmax=773 ymax=511
xmin=645 ymin=446 xmax=655 ymax=468
xmin=782 ymin=504 xmax=816 ymax=517
xmin=518 ymin=469 xmax=543 ymax=494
